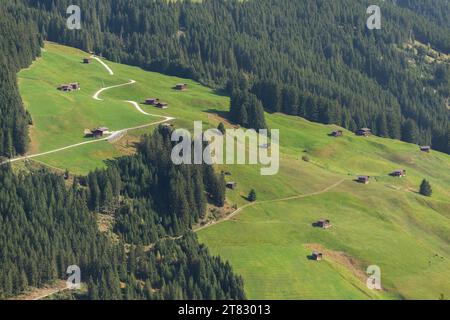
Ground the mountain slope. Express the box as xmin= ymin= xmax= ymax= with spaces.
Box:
xmin=15 ymin=43 xmax=450 ymax=299
xmin=17 ymin=0 xmax=450 ymax=154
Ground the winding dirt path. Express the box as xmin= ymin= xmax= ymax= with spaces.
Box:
xmin=13 ymin=280 xmax=67 ymax=300
xmin=93 ymin=79 xmax=136 ymax=101
xmin=1 ymin=57 xmax=174 ymax=166
xmin=92 ymin=56 xmax=114 ymax=75
xmin=4 ymin=137 xmax=110 ymax=164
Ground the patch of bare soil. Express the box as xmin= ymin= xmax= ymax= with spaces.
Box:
xmin=193 ymin=201 xmax=236 ymax=229
xmin=206 ymin=112 xmax=239 ymax=129
xmin=304 ymin=243 xmax=368 ymax=284
xmin=13 ymin=280 xmax=67 ymax=300
xmin=97 ymin=213 xmax=119 ymax=243
xmin=112 ymin=135 xmax=140 ymax=156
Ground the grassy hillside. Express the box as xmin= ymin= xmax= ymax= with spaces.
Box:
xmin=17 ymin=43 xmax=450 ymax=300
xmin=199 ymin=114 xmax=450 ymax=299
xmin=18 ymin=42 xmax=227 ymax=173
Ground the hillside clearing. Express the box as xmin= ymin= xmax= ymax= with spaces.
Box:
xmin=16 ymin=42 xmax=450 ymax=300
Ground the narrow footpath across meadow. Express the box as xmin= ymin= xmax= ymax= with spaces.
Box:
xmin=194 ymin=178 xmax=346 ymax=232
xmin=92 ymin=79 xmax=136 ymax=101
xmin=92 ymin=56 xmax=114 ymax=75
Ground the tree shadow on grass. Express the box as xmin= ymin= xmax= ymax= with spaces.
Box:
xmin=240 ymin=195 xmax=250 ymax=202
xmin=204 ymin=108 xmax=233 ymax=123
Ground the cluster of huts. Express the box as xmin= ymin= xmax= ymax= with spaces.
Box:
xmin=311 ymin=126 xmax=424 ymax=261
xmin=328 ymin=127 xmax=431 ymax=185
xmin=311 ymin=251 xmax=323 ymax=261
xmin=226 ymin=181 xmax=237 ymax=190
xmin=143 ymin=84 xmax=188 ymax=109
xmin=331 ymin=127 xmax=433 ymax=154
xmin=356 ymin=169 xmax=407 ymax=185
xmin=144 ymin=98 xmax=168 ymax=109
xmin=330 ymin=130 xmax=343 ymax=137
xmin=310 ymin=219 xmax=332 ymax=261
xmin=57 ymin=82 xmax=80 ymax=92
xmin=57 ymin=58 xmax=92 ymax=92
xmin=330 ymin=127 xmax=372 ymax=138
xmin=420 ymin=146 xmax=431 ymax=153
xmin=84 ymin=127 xmax=109 ymax=138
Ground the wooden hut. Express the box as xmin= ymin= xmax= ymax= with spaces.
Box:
xmin=83 ymin=58 xmax=92 ymax=64
xmin=311 ymin=251 xmax=323 ymax=261
xmin=391 ymin=169 xmax=406 ymax=177
xmin=356 ymin=128 xmax=371 ymax=137
xmin=226 ymin=182 xmax=237 ymax=190
xmin=331 ymin=130 xmax=343 ymax=137
xmin=316 ymin=219 xmax=332 ymax=229
xmin=420 ymin=146 xmax=431 ymax=153
xmin=145 ymin=98 xmax=159 ymax=105
xmin=156 ymin=102 xmax=169 ymax=109
xmin=175 ymin=83 xmax=187 ymax=91
xmin=357 ymin=176 xmax=370 ymax=184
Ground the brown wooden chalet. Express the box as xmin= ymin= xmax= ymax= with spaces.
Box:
xmin=92 ymin=127 xmax=109 ymax=138
xmin=156 ymin=102 xmax=169 ymax=109
xmin=391 ymin=169 xmax=406 ymax=177
xmin=59 ymin=82 xmax=80 ymax=91
xmin=145 ymin=98 xmax=159 ymax=105
xmin=357 ymin=176 xmax=370 ymax=184
xmin=83 ymin=58 xmax=92 ymax=64
xmin=175 ymin=83 xmax=187 ymax=91
xmin=311 ymin=251 xmax=323 ymax=261
xmin=58 ymin=84 xmax=72 ymax=92
xmin=356 ymin=128 xmax=371 ymax=137
xmin=226 ymin=182 xmax=237 ymax=190
xmin=315 ymin=219 xmax=332 ymax=229
xmin=420 ymin=146 xmax=431 ymax=153
xmin=331 ymin=130 xmax=343 ymax=137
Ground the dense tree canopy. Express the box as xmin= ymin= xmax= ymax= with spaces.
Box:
xmin=16 ymin=0 xmax=449 ymax=152
xmin=1 ymin=0 xmax=449 ymax=300
xmin=1 ymin=0 xmax=450 ymax=155
xmin=0 ymin=1 xmax=42 ymax=157
xmin=0 ymin=127 xmax=243 ymax=299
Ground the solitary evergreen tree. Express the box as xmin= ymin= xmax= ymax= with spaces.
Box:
xmin=248 ymin=189 xmax=257 ymax=202
xmin=419 ymin=179 xmax=432 ymax=197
